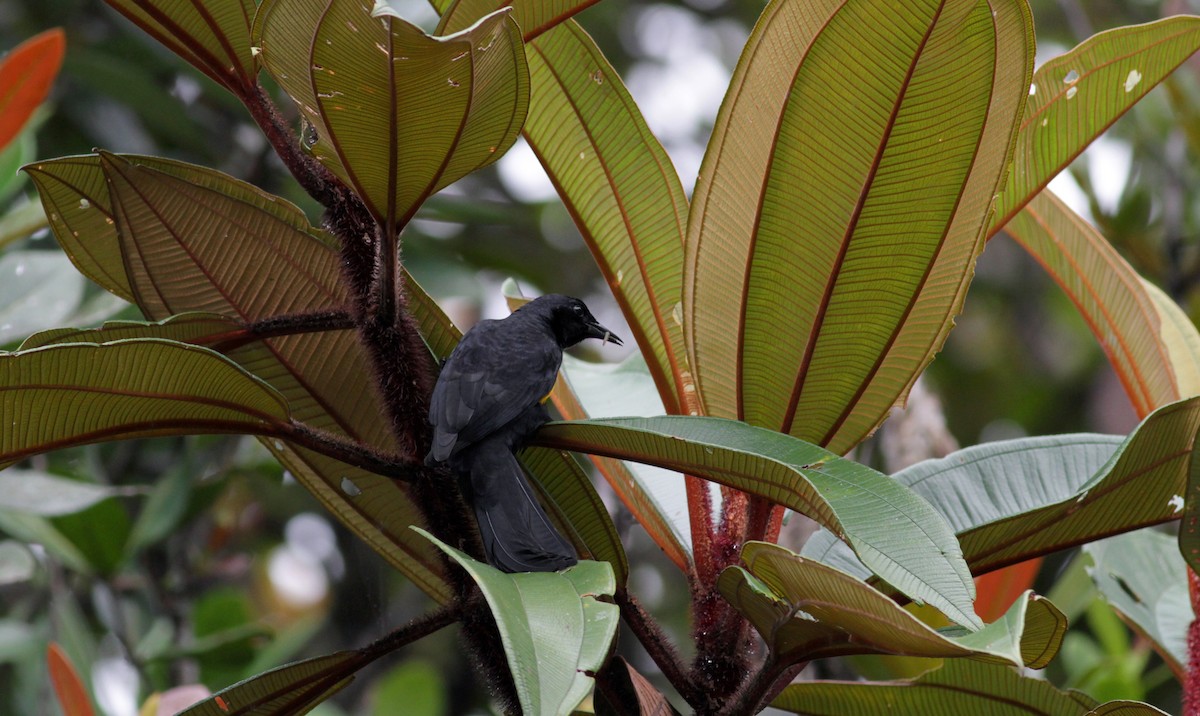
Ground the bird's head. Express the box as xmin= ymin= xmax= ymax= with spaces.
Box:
xmin=526 ymin=294 xmax=624 ymax=349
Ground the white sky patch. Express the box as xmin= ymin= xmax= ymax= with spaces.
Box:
xmin=1034 ymin=42 xmax=1068 ymax=71
xmin=1047 ymin=170 xmax=1092 ymax=221
xmin=92 ymin=634 xmax=140 ymax=716
xmin=497 ymin=137 xmax=558 ymax=203
xmin=1170 ymin=494 xmax=1185 ymax=513
xmin=1087 ymin=134 xmax=1133 ymax=215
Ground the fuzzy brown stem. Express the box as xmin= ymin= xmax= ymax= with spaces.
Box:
xmin=358 ymin=602 xmax=462 ymax=662
xmin=205 ymin=309 xmax=354 ymax=353
xmin=281 ymin=419 xmax=421 ymax=480
xmin=617 ymin=589 xmax=699 ymax=708
xmin=720 ymin=657 xmax=797 ymax=716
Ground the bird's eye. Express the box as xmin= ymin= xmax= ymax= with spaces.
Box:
xmin=572 ymin=304 xmax=583 ymax=314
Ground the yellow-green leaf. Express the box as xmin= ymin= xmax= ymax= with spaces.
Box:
xmin=256 ymin=0 xmax=528 ymax=230
xmin=993 ymin=17 xmax=1200 ymax=231
xmin=103 ymin=0 xmax=258 ymax=96
xmin=0 ymin=340 xmax=288 ymax=464
xmin=522 ymin=21 xmax=688 ymax=413
xmin=437 ymin=0 xmax=600 ymax=40
xmin=1004 ymin=191 xmax=1200 ymax=417
xmin=685 ymin=0 xmax=1032 ymax=454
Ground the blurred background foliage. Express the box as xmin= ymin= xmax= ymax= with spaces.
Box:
xmin=1 ymin=0 xmax=1199 ymax=713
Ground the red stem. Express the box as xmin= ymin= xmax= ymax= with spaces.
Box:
xmin=1186 ymin=568 xmax=1200 ymax=716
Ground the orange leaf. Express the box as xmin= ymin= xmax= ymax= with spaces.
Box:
xmin=0 ymin=28 xmax=65 ymax=151
xmin=974 ymin=558 xmax=1042 ymax=623
xmin=47 ymin=642 xmax=94 ymax=716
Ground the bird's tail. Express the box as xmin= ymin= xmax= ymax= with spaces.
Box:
xmin=464 ymin=446 xmax=578 ymax=573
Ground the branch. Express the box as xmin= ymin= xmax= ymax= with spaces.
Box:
xmin=241 ymin=83 xmax=378 ymax=304
xmin=204 ymin=308 xmax=355 ymax=353
xmin=243 ymin=83 xmax=339 ymax=207
xmin=358 ymin=602 xmax=461 ymax=662
xmin=616 ymin=589 xmax=699 ymax=708
xmin=721 ymin=656 xmax=798 ymax=716
xmin=280 ymin=419 xmax=421 ymax=480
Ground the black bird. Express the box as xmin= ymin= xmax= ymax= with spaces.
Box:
xmin=426 ymin=294 xmax=623 ymax=572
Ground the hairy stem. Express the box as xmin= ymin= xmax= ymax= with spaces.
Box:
xmin=358 ymin=602 xmax=462 ymax=662
xmin=617 ymin=589 xmax=699 ymax=708
xmin=205 ymin=308 xmax=354 ymax=353
xmin=281 ymin=419 xmax=421 ymax=480
xmin=243 ymin=83 xmax=338 ymax=206
xmin=720 ymin=657 xmax=797 ymax=716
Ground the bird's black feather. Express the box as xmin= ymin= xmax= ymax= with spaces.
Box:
xmin=425 ymin=294 xmax=621 ymax=573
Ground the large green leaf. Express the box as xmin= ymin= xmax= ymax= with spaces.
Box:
xmin=719 ymin=542 xmax=1063 ymax=668
xmin=0 ymin=340 xmax=289 ymax=464
xmin=24 ymin=154 xmax=452 ymax=602
xmin=992 ymin=17 xmax=1200 ymax=232
xmin=1084 ymin=529 xmax=1191 ymax=677
xmin=684 ymin=0 xmax=1033 ymax=454
xmin=1003 ymin=192 xmax=1200 ymax=417
xmin=771 ymin=659 xmax=1165 ymax=715
xmin=101 ymin=0 xmax=258 ymax=96
xmin=535 ymin=416 xmax=980 ymax=628
xmin=805 ymin=434 xmax=1125 ymax=578
xmin=518 ymin=21 xmax=689 ymax=413
xmin=420 ymin=529 xmax=619 ymax=716
xmin=255 ymin=0 xmax=528 ymax=231
xmin=807 ymin=399 xmax=1200 ymax=578
xmin=959 ymin=397 xmax=1200 ymax=574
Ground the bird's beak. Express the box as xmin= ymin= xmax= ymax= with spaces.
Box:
xmin=587 ymin=321 xmax=623 ymax=346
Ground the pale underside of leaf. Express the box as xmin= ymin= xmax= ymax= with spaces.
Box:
xmin=536 ymin=416 xmax=980 ymax=628
xmin=1084 ymin=529 xmax=1190 ymax=677
xmin=956 ymin=397 xmax=1200 ymax=573
xmin=772 ymin=659 xmax=1116 ymax=715
xmin=419 ymin=529 xmax=619 ymax=716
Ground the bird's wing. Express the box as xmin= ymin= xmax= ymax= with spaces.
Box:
xmin=427 ymin=321 xmax=560 ymax=461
